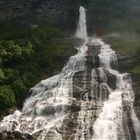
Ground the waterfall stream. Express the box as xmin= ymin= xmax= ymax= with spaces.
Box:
xmin=0 ymin=6 xmax=140 ymax=140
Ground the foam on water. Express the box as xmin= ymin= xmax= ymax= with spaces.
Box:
xmin=91 ymin=39 xmax=140 ymax=140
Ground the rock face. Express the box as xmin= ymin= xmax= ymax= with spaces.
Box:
xmin=117 ymin=53 xmax=138 ymax=72
xmin=117 ymin=52 xmax=140 ymax=122
xmin=0 ymin=0 xmax=131 ymax=32
xmin=0 ymin=0 xmax=90 ymax=30
xmin=0 ymin=131 xmax=35 ymax=140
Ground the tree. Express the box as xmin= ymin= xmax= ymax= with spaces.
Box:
xmin=0 ymin=86 xmax=16 ymax=111
xmin=22 ymin=41 xmax=33 ymax=58
xmin=0 ymin=69 xmax=5 ymax=82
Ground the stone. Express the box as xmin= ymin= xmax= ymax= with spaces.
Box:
xmin=0 ymin=131 xmax=35 ymax=140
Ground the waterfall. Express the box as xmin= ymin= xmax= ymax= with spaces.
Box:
xmin=0 ymin=6 xmax=140 ymax=140
xmin=91 ymin=39 xmax=140 ymax=140
xmin=76 ymin=6 xmax=87 ymax=40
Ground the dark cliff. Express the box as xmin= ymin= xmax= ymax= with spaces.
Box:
xmin=0 ymin=0 xmax=130 ymax=33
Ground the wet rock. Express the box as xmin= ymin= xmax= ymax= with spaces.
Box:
xmin=85 ymin=55 xmax=94 ymax=69
xmin=87 ymin=44 xmax=100 ymax=68
xmin=0 ymin=107 xmax=17 ymax=121
xmin=49 ymin=109 xmax=101 ymax=140
xmin=0 ymin=131 xmax=35 ymax=140
xmin=122 ymin=105 xmax=137 ymax=140
xmin=73 ymin=85 xmax=83 ymax=99
xmin=104 ymin=69 xmax=117 ymax=90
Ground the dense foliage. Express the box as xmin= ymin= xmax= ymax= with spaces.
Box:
xmin=0 ymin=26 xmax=68 ymax=112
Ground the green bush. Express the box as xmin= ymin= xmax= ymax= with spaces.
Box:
xmin=0 ymin=26 xmax=67 ymax=112
xmin=0 ymin=86 xmax=16 ymax=111
xmin=0 ymin=69 xmax=5 ymax=82
xmin=12 ymin=79 xmax=26 ymax=107
xmin=132 ymin=65 xmax=140 ymax=74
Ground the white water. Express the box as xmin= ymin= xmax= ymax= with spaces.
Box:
xmin=0 ymin=6 xmax=140 ymax=140
xmin=91 ymin=39 xmax=140 ymax=140
xmin=76 ymin=6 xmax=87 ymax=40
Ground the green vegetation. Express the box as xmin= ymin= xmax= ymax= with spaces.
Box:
xmin=132 ymin=65 xmax=140 ymax=100
xmin=132 ymin=65 xmax=140 ymax=74
xmin=0 ymin=26 xmax=69 ymax=112
xmin=103 ymin=32 xmax=140 ymax=56
xmin=0 ymin=86 xmax=16 ymax=111
xmin=103 ymin=32 xmax=140 ymax=86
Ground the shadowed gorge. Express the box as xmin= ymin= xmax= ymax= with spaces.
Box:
xmin=0 ymin=6 xmax=140 ymax=140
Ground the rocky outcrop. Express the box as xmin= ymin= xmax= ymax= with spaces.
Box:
xmin=0 ymin=107 xmax=17 ymax=121
xmin=0 ymin=0 xmax=90 ymax=30
xmin=0 ymin=131 xmax=35 ymax=140
xmin=117 ymin=53 xmax=138 ymax=72
xmin=117 ymin=52 xmax=140 ymax=120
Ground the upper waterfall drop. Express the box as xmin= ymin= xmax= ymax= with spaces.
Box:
xmin=76 ymin=6 xmax=87 ymax=40
xmin=75 ymin=6 xmax=88 ymax=54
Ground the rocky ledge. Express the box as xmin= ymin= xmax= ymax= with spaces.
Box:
xmin=0 ymin=131 xmax=35 ymax=140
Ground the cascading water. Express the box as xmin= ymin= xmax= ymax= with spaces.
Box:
xmin=76 ymin=6 xmax=87 ymax=40
xmin=92 ymin=39 xmax=140 ymax=140
xmin=0 ymin=6 xmax=140 ymax=140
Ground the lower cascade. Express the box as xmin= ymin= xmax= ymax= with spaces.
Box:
xmin=0 ymin=6 xmax=140 ymax=140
